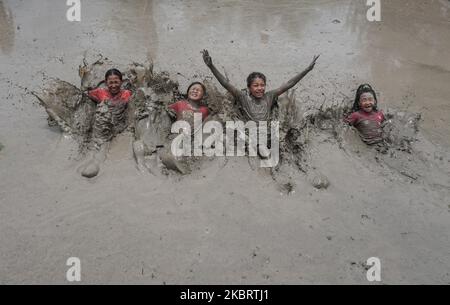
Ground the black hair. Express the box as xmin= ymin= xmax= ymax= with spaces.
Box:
xmin=105 ymin=68 xmax=123 ymax=81
xmin=247 ymin=72 xmax=266 ymax=88
xmin=353 ymin=83 xmax=378 ymax=111
xmin=186 ymin=82 xmax=206 ymax=97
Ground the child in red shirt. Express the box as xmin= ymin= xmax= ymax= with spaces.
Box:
xmin=88 ymin=68 xmax=132 ymax=105
xmin=81 ymin=69 xmax=132 ymax=178
xmin=168 ymin=82 xmax=209 ymax=123
xmin=156 ymin=82 xmax=210 ymax=175
xmin=345 ymin=84 xmax=386 ymax=145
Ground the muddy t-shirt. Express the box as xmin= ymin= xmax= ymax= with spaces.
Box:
xmin=236 ymin=89 xmax=277 ymax=122
xmin=88 ymin=88 xmax=132 ymax=105
xmin=88 ymin=88 xmax=131 ymax=140
xmin=168 ymin=100 xmax=209 ymax=123
xmin=345 ymin=110 xmax=385 ymax=144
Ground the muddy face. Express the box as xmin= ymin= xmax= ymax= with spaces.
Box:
xmin=187 ymin=84 xmax=204 ymax=103
xmin=359 ymin=92 xmax=376 ymax=113
xmin=106 ymin=75 xmax=122 ymax=96
xmin=248 ymin=78 xmax=266 ymax=99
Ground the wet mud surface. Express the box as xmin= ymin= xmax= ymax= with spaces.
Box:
xmin=1 ymin=0 xmax=449 ymax=284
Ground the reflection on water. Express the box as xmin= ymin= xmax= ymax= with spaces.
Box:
xmin=0 ymin=0 xmax=14 ymax=55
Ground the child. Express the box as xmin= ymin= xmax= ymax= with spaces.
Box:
xmin=160 ymin=82 xmax=210 ymax=174
xmin=345 ymin=84 xmax=386 ymax=145
xmin=134 ymin=82 xmax=210 ymax=176
xmin=88 ymin=68 xmax=132 ymax=137
xmin=88 ymin=68 xmax=132 ymax=105
xmin=81 ymin=69 xmax=132 ymax=178
xmin=168 ymin=82 xmax=209 ymax=123
xmin=202 ymin=49 xmax=318 ymax=159
xmin=202 ymin=49 xmax=318 ymax=122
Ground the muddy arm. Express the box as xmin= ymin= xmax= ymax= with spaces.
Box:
xmin=273 ymin=55 xmax=319 ymax=97
xmin=202 ymin=50 xmax=240 ymax=98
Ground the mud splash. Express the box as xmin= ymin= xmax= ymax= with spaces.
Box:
xmin=33 ymin=79 xmax=96 ymax=152
xmin=269 ymin=84 xmax=423 ymax=193
xmin=35 ymin=58 xmax=424 ymax=187
xmin=35 ymin=57 xmax=187 ymax=177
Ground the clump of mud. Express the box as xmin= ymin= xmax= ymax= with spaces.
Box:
xmin=33 ymin=79 xmax=96 ymax=151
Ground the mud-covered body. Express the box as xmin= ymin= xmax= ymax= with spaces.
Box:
xmin=34 ymin=58 xmax=423 ymax=185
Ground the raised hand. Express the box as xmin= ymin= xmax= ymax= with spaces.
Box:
xmin=201 ymin=49 xmax=240 ymax=97
xmin=273 ymin=54 xmax=320 ymax=97
xmin=202 ymin=49 xmax=212 ymax=67
xmin=308 ymin=55 xmax=320 ymax=70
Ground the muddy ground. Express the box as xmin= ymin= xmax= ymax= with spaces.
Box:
xmin=0 ymin=0 xmax=449 ymax=284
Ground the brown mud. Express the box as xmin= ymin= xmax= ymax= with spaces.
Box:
xmin=36 ymin=56 xmax=430 ymax=194
xmin=1 ymin=0 xmax=449 ymax=284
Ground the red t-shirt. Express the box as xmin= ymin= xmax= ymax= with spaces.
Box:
xmin=345 ymin=110 xmax=385 ymax=144
xmin=169 ymin=100 xmax=209 ymax=121
xmin=88 ymin=88 xmax=132 ymax=105
xmin=345 ymin=110 xmax=385 ymax=125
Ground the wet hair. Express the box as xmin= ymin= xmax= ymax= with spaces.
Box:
xmin=186 ymin=82 xmax=206 ymax=97
xmin=105 ymin=68 xmax=123 ymax=81
xmin=247 ymin=72 xmax=266 ymax=88
xmin=353 ymin=83 xmax=378 ymax=111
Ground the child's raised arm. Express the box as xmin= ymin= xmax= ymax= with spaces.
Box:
xmin=202 ymin=50 xmax=240 ymax=98
xmin=272 ymin=55 xmax=319 ymax=97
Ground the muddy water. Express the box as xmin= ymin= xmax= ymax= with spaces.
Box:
xmin=357 ymin=0 xmax=450 ymax=148
xmin=1 ymin=0 xmax=450 ymax=284
xmin=2 ymin=0 xmax=448 ymax=145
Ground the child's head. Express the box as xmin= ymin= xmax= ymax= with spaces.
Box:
xmin=247 ymin=72 xmax=266 ymax=99
xmin=187 ymin=82 xmax=206 ymax=103
xmin=354 ymin=84 xmax=378 ymax=113
xmin=105 ymin=68 xmax=123 ymax=95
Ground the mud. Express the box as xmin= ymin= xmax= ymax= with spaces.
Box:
xmin=267 ymin=82 xmax=426 ymax=192
xmin=1 ymin=0 xmax=449 ymax=285
xmin=37 ymin=58 xmax=210 ymax=176
xmin=36 ymin=55 xmax=427 ymax=192
xmin=33 ymin=79 xmax=96 ymax=151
